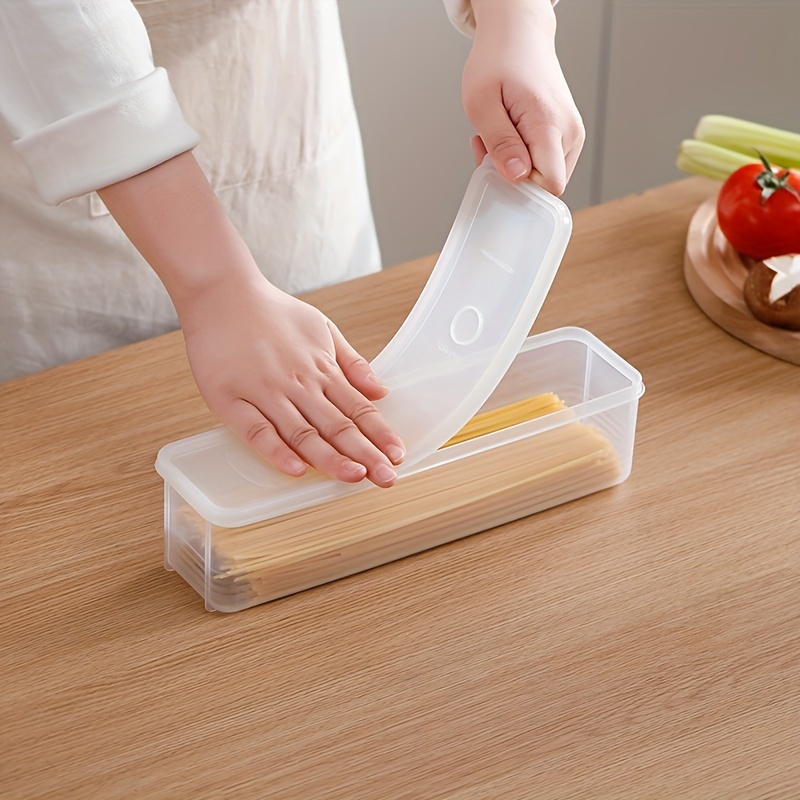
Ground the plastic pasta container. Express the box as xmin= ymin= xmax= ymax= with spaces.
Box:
xmin=155 ymin=160 xmax=645 ymax=611
xmin=158 ymin=327 xmax=644 ymax=612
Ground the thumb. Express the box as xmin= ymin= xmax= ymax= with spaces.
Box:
xmin=470 ymin=100 xmax=531 ymax=183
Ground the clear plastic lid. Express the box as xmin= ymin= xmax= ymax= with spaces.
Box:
xmin=156 ymin=158 xmax=572 ymax=526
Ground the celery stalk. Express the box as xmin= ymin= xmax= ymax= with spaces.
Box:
xmin=676 ymin=139 xmax=757 ymax=181
xmin=694 ymin=114 xmax=800 ymax=170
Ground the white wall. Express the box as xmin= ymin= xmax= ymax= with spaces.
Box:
xmin=339 ymin=0 xmax=800 ymax=268
xmin=338 ymin=0 xmax=473 ymax=268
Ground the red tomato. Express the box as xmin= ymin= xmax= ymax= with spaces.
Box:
xmin=716 ymin=155 xmax=800 ymax=261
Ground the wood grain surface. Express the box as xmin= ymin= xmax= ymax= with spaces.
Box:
xmin=2 ymin=177 xmax=799 ymax=799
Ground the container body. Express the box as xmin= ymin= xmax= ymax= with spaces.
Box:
xmin=163 ymin=328 xmax=644 ymax=612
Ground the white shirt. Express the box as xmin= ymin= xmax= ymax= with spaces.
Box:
xmin=0 ymin=0 xmax=556 ymax=380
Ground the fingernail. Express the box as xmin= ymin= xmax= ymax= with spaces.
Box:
xmin=505 ymin=158 xmax=529 ymax=181
xmin=375 ymin=464 xmax=397 ymax=485
xmin=369 ymin=373 xmax=387 ymax=388
xmin=386 ymin=445 xmax=405 ymax=464
xmin=287 ymin=458 xmax=307 ymax=476
xmin=343 ymin=461 xmax=367 ymax=479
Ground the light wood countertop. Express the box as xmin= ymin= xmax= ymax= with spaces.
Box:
xmin=2 ymin=177 xmax=799 ymax=799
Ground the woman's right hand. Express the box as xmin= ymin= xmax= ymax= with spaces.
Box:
xmin=179 ymin=273 xmax=405 ymax=488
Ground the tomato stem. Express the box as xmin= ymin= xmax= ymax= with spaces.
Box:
xmin=755 ymin=149 xmax=800 ymax=204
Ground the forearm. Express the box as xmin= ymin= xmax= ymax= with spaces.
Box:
xmin=470 ymin=0 xmax=556 ymax=34
xmin=444 ymin=0 xmax=557 ymax=39
xmin=98 ymin=152 xmax=266 ymax=321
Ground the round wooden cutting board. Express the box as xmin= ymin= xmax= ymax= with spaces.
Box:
xmin=684 ymin=199 xmax=800 ymax=366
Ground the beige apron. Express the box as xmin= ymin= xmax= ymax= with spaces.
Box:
xmin=0 ymin=0 xmax=380 ymax=381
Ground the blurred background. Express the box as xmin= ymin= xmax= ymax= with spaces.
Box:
xmin=339 ymin=0 xmax=800 ymax=268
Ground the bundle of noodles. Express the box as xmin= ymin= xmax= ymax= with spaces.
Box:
xmin=169 ymin=394 xmax=621 ymax=611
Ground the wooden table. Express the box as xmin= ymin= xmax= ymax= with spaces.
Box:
xmin=2 ymin=178 xmax=799 ymax=799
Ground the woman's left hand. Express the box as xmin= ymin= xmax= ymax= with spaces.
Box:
xmin=462 ymin=0 xmax=584 ymax=196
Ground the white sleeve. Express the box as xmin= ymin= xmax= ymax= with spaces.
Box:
xmin=443 ymin=0 xmax=560 ymax=38
xmin=0 ymin=0 xmax=199 ymax=205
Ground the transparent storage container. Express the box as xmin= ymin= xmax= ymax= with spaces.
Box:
xmin=160 ymin=327 xmax=645 ymax=612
